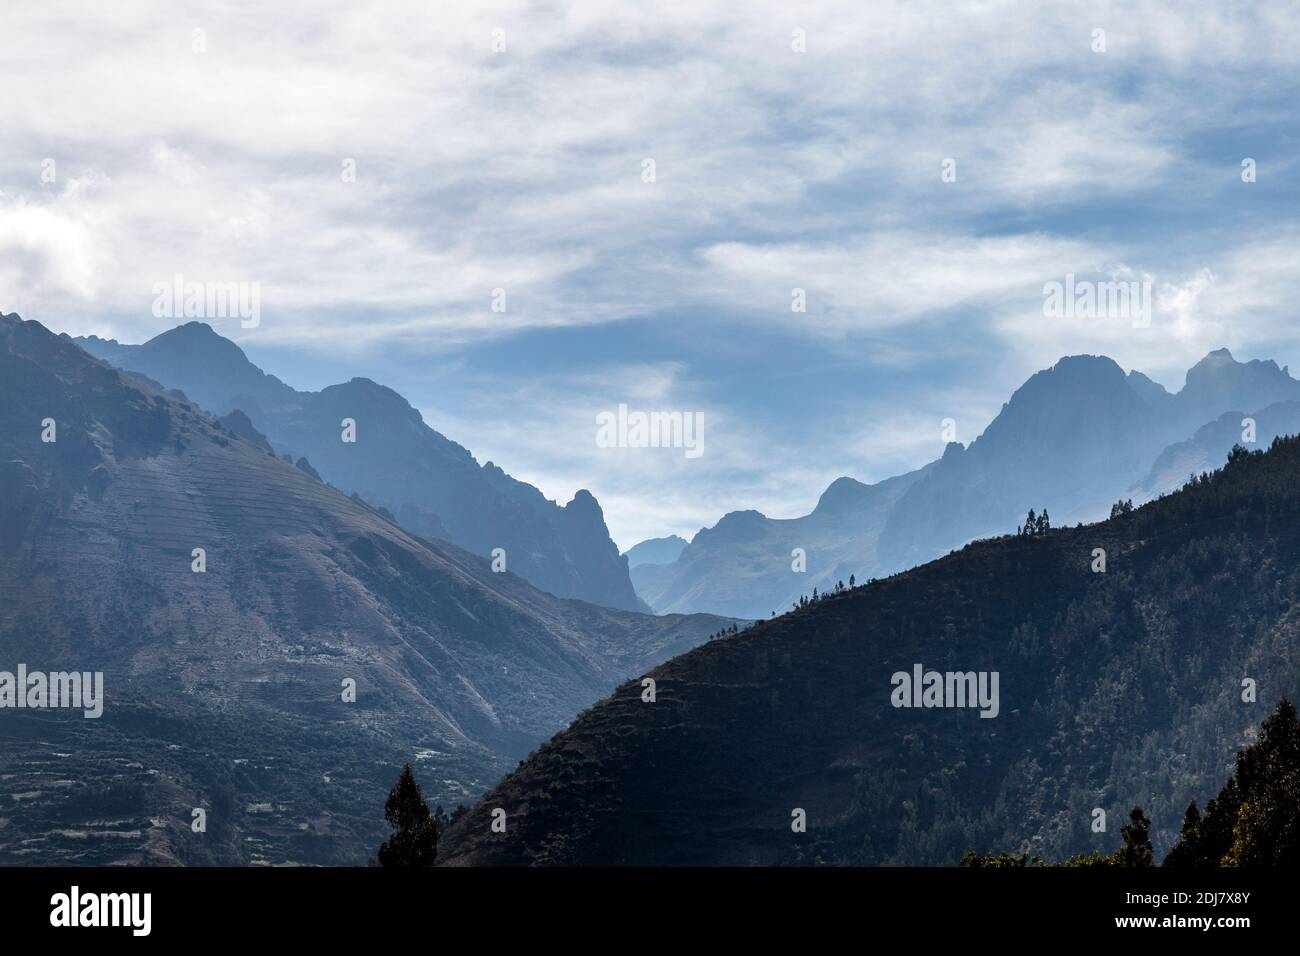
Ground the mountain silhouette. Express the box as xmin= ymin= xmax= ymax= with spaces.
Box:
xmin=635 ymin=350 xmax=1300 ymax=618
xmin=1 ymin=313 xmax=731 ymax=864
xmin=633 ymin=469 xmax=928 ymax=618
xmin=623 ymin=535 xmax=689 ymax=568
xmin=438 ymin=434 xmax=1300 ymax=865
xmin=74 ymin=323 xmax=645 ymax=612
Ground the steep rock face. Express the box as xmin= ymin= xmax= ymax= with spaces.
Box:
xmin=439 ymin=436 xmax=1300 ymax=866
xmin=877 ymin=356 xmax=1165 ymax=568
xmin=1 ymin=314 xmax=731 ymax=865
xmin=73 ymin=324 xmax=643 ymax=611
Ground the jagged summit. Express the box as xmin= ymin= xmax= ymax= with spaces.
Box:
xmin=632 ymin=346 xmax=1300 ymax=619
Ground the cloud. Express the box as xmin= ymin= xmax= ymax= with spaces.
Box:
xmin=6 ymin=0 xmax=1295 ymax=348
xmin=696 ymin=232 xmax=1106 ymax=334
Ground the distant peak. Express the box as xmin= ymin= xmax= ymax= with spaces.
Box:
xmin=152 ymin=321 xmax=223 ymax=343
xmin=622 ymin=534 xmax=689 ymax=567
xmin=1183 ymin=347 xmax=1292 ymax=391
xmin=1050 ymin=353 xmax=1126 ymax=375
xmin=141 ymin=322 xmax=250 ymax=359
xmin=334 ymin=376 xmax=397 ymax=396
xmin=1186 ymin=348 xmax=1241 ymax=372
xmin=822 ymin=476 xmax=867 ymax=494
xmin=564 ymin=489 xmax=606 ymax=520
xmin=177 ymin=320 xmax=218 ymax=335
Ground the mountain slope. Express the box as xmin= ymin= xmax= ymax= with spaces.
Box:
xmin=73 ymin=323 xmax=645 ymax=611
xmin=438 ymin=436 xmax=1300 ymax=865
xmin=0 ymin=313 xmax=731 ymax=865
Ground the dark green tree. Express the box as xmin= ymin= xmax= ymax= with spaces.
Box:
xmin=1165 ymin=698 xmax=1300 ymax=866
xmin=377 ymin=763 xmax=438 ymax=867
xmin=1114 ymin=806 xmax=1154 ymax=866
xmin=1162 ymin=799 xmax=1205 ymax=868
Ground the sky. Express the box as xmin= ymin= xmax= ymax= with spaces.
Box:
xmin=2 ymin=1 xmax=1299 ymax=549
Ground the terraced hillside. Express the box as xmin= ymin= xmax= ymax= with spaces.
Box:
xmin=0 ymin=312 xmax=732 ymax=865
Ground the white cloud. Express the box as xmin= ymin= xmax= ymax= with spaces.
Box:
xmin=5 ymin=0 xmax=1296 ymax=349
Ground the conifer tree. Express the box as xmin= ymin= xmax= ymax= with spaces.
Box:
xmin=1162 ymin=799 xmax=1204 ymax=868
xmin=1164 ymin=699 xmax=1300 ymax=866
xmin=1114 ymin=806 xmax=1154 ymax=866
xmin=377 ymin=763 xmax=438 ymax=867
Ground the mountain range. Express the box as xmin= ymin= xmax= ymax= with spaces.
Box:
xmin=439 ymin=434 xmax=1300 ymax=865
xmin=74 ymin=323 xmax=646 ymax=612
xmin=0 ymin=313 xmax=731 ymax=864
xmin=631 ymin=349 xmax=1300 ymax=619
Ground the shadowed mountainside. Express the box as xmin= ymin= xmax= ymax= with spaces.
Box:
xmin=439 ymin=436 xmax=1300 ymax=865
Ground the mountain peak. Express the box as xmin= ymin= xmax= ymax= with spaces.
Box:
xmin=171 ymin=320 xmax=220 ymax=338
xmin=144 ymin=321 xmax=237 ymax=353
xmin=623 ymin=534 xmax=689 ymax=568
xmin=565 ymin=488 xmax=603 ymax=517
xmin=812 ymin=476 xmax=872 ymax=515
xmin=1179 ymin=347 xmax=1299 ymax=417
xmin=1049 ymin=353 xmax=1128 ymax=379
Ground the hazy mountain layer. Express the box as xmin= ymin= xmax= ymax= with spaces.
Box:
xmin=633 ymin=469 xmax=928 ymax=619
xmin=636 ymin=350 xmax=1300 ymax=619
xmin=1133 ymin=401 xmax=1300 ymax=500
xmin=623 ymin=535 xmax=688 ymax=568
xmin=74 ymin=323 xmax=645 ymax=612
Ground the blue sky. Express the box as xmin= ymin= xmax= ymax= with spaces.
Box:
xmin=3 ymin=1 xmax=1300 ymax=547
